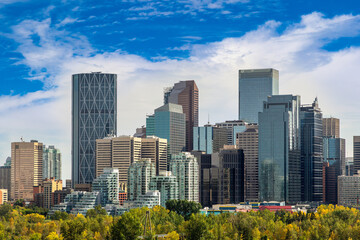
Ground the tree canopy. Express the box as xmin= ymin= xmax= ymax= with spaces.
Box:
xmin=0 ymin=203 xmax=360 ymax=239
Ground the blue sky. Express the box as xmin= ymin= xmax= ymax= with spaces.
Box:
xmin=1 ymin=0 xmax=360 ymax=180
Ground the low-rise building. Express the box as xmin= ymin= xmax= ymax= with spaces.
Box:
xmin=127 ymin=191 xmax=161 ymax=209
xmin=71 ymin=192 xmax=101 ymax=216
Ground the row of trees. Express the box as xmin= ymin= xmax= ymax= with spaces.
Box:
xmin=0 ymin=201 xmax=359 ymax=239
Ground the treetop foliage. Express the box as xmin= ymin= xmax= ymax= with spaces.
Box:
xmin=0 ymin=203 xmax=360 ymax=239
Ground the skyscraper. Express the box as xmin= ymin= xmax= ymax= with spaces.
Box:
xmin=215 ymin=120 xmax=249 ymax=145
xmin=239 ymin=68 xmax=279 ymax=123
xmin=149 ymin=171 xmax=178 ymax=207
xmin=43 ymin=145 xmax=61 ymax=180
xmin=323 ymin=118 xmax=340 ymax=138
xmin=353 ymin=136 xmax=360 ymax=173
xmin=323 ymin=137 xmax=346 ymax=204
xmin=169 ymin=152 xmax=199 ymax=202
xmin=258 ymin=95 xmax=301 ymax=203
xmin=141 ymin=136 xmax=168 ymax=175
xmin=0 ymin=158 xmax=11 ymax=199
xmin=164 ymin=80 xmax=199 ymax=152
xmin=193 ymin=124 xmax=228 ymax=154
xmin=96 ymin=136 xmax=141 ymax=190
xmin=236 ymin=126 xmax=259 ymax=202
xmin=72 ymin=72 xmax=117 ymax=186
xmin=127 ymin=159 xmax=156 ymax=201
xmin=11 ymin=140 xmax=43 ymax=201
xmin=96 ymin=135 xmax=167 ymax=189
xmin=300 ymin=98 xmax=323 ymax=202
xmin=211 ymin=146 xmax=245 ymax=204
xmin=146 ymin=103 xmax=186 ymax=155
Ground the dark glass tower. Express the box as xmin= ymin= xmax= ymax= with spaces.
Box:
xmin=300 ymin=98 xmax=323 ymax=202
xmin=72 ymin=72 xmax=117 ymax=185
xmin=259 ymin=95 xmax=301 ymax=203
xmin=323 ymin=137 xmax=345 ymax=204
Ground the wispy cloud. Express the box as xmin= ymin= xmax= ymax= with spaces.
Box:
xmin=1 ymin=12 xmax=360 ymax=178
xmin=0 ymin=0 xmax=28 ymax=7
xmin=56 ymin=17 xmax=79 ymax=27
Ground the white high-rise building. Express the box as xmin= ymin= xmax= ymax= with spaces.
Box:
xmin=43 ymin=145 xmax=61 ymax=180
xmin=127 ymin=159 xmax=156 ymax=201
xmin=169 ymin=152 xmax=199 ymax=202
xmin=92 ymin=168 xmax=119 ymax=206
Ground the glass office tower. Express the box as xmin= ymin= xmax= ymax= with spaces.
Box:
xmin=239 ymin=68 xmax=279 ymax=123
xmin=148 ymin=103 xmax=186 ymax=155
xmin=164 ymin=81 xmax=199 ymax=152
xmin=193 ymin=124 xmax=228 ymax=154
xmin=300 ymin=98 xmax=323 ymax=202
xmin=323 ymin=137 xmax=346 ymax=204
xmin=72 ymin=72 xmax=117 ymax=186
xmin=258 ymin=95 xmax=301 ymax=203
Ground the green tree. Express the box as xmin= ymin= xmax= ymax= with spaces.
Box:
xmin=183 ymin=214 xmax=208 ymax=240
xmin=13 ymin=199 xmax=25 ymax=207
xmin=50 ymin=211 xmax=69 ymax=221
xmin=0 ymin=203 xmax=12 ymax=220
xmin=110 ymin=211 xmax=142 ymax=240
xmin=60 ymin=214 xmax=88 ymax=240
xmin=165 ymin=200 xmax=202 ymax=220
xmin=86 ymin=205 xmax=107 ymax=218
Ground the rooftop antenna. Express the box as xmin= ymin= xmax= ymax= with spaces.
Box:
xmin=20 ymin=137 xmax=24 ymax=142
xmin=208 ymin=113 xmax=210 ymax=125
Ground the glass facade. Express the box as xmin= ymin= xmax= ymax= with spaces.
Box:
xmin=164 ymin=81 xmax=199 ymax=152
xmin=193 ymin=125 xmax=228 ymax=154
xmin=169 ymin=152 xmax=199 ymax=202
xmin=239 ymin=69 xmax=279 ymax=123
xmin=148 ymin=103 xmax=185 ymax=155
xmin=92 ymin=168 xmax=119 ymax=206
xmin=193 ymin=126 xmax=213 ymax=154
xmin=258 ymin=95 xmax=301 ymax=203
xmin=149 ymin=172 xmax=179 ymax=207
xmin=145 ymin=114 xmax=155 ymax=136
xmin=72 ymin=73 xmax=117 ymax=185
xmin=323 ymin=137 xmax=346 ymax=204
xmin=43 ymin=145 xmax=61 ymax=180
xmin=300 ymin=99 xmax=323 ymax=202
xmin=127 ymin=159 xmax=156 ymax=201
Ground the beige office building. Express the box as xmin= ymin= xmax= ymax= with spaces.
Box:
xmin=323 ymin=117 xmax=340 ymax=138
xmin=11 ymin=140 xmax=43 ymax=201
xmin=141 ymin=136 xmax=167 ymax=175
xmin=236 ymin=125 xmax=259 ymax=202
xmin=0 ymin=189 xmax=8 ymax=204
xmin=96 ymin=136 xmax=168 ymax=190
xmin=43 ymin=178 xmax=62 ymax=209
xmin=96 ymin=136 xmax=142 ymax=190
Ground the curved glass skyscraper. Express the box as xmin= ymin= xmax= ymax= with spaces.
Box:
xmin=72 ymin=72 xmax=117 ymax=185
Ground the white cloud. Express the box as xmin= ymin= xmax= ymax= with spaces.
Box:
xmin=0 ymin=0 xmax=27 ymax=7
xmin=1 ymin=12 xmax=360 ymax=179
xmin=56 ymin=17 xmax=79 ymax=27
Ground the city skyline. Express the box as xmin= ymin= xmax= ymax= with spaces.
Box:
xmin=1 ymin=1 xmax=360 ymax=182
